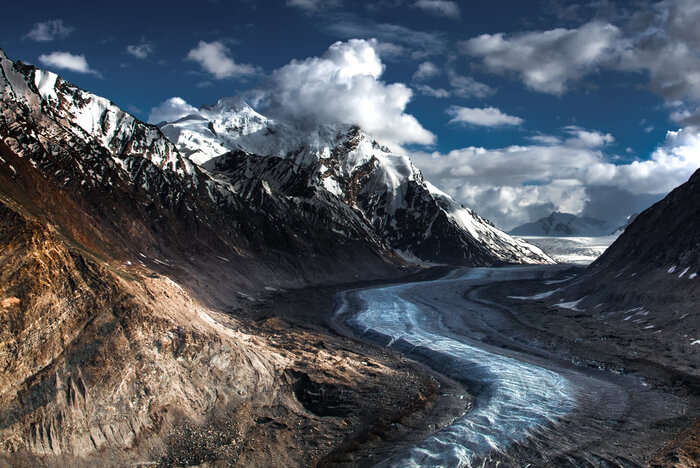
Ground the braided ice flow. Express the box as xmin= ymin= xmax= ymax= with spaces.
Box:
xmin=338 ymin=268 xmax=575 ymax=467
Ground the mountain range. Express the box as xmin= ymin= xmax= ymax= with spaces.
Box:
xmin=0 ymin=48 xmax=551 ymax=464
xmin=2 ymin=44 xmax=699 ymax=466
xmin=158 ymin=95 xmax=552 ymax=266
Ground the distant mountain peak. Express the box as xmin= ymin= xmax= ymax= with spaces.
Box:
xmin=510 ymin=212 xmax=613 ymax=237
xmin=202 ymin=95 xmax=254 ymax=113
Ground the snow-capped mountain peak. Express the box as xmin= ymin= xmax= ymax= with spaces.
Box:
xmin=1 ymin=50 xmax=193 ymax=177
xmin=2 ymin=45 xmax=550 ymax=267
xmin=159 ymin=96 xmax=272 ymax=165
xmin=165 ymin=98 xmax=552 ymax=265
xmin=0 ymin=49 xmax=398 ymax=279
xmin=202 ymin=95 xmax=253 ymax=112
xmin=510 ymin=212 xmax=614 ymax=237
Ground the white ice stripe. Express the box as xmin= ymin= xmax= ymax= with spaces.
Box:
xmin=555 ymin=297 xmax=586 ymax=311
xmin=338 ymin=269 xmax=575 ymax=467
xmin=544 ymin=275 xmax=576 ymax=285
xmin=508 ymin=288 xmax=560 ymax=300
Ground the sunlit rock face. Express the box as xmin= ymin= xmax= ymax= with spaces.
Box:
xmin=0 ymin=48 xmax=403 ymax=465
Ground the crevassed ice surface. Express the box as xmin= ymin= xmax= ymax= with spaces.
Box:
xmin=520 ymin=235 xmax=618 ymax=265
xmin=338 ymin=268 xmax=575 ymax=467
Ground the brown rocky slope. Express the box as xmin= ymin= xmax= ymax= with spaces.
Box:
xmin=0 ymin=49 xmax=452 ymax=466
xmin=0 ymin=198 xmax=450 ymax=466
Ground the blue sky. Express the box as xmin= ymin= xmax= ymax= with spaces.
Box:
xmin=3 ymin=0 xmax=700 ymax=229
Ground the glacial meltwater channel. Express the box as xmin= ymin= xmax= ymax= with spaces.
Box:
xmin=335 ymin=266 xmax=688 ymax=467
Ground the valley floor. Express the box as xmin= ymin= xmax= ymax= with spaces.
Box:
xmin=5 ymin=264 xmax=698 ymax=467
xmin=485 ymin=269 xmax=700 ymax=466
xmin=299 ymin=265 xmax=699 ymax=467
xmin=244 ymin=267 xmax=471 ymax=467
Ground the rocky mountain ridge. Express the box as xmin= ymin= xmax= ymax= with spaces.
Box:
xmin=0 ymin=49 xmax=406 ymax=294
xmin=582 ymin=169 xmax=700 ymax=301
xmin=161 ymin=97 xmax=552 ymax=266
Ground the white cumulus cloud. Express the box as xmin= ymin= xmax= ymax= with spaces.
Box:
xmin=373 ymin=41 xmax=407 ymax=60
xmin=415 ymin=84 xmax=450 ymax=98
xmin=126 ymin=42 xmax=153 ymax=59
xmin=447 ymin=106 xmax=523 ymax=127
xmin=186 ymin=41 xmax=258 ymax=79
xmin=563 ymin=126 xmax=614 ymax=148
xmin=25 ymin=19 xmax=74 ymax=42
xmin=148 ymin=97 xmax=198 ymax=123
xmin=461 ymin=21 xmax=620 ymax=95
xmin=38 ymin=51 xmax=99 ymax=75
xmin=456 ymin=2 xmax=700 ymax=125
xmin=410 ymin=126 xmax=700 ymax=229
xmin=447 ymin=69 xmax=495 ymax=98
xmin=413 ymin=0 xmax=461 ymax=19
xmin=257 ymin=38 xmax=435 ymax=148
xmin=412 ymin=61 xmax=440 ymax=81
